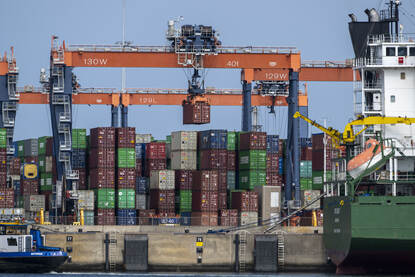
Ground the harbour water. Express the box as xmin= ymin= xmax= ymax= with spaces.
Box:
xmin=0 ymin=274 xmax=402 ymax=277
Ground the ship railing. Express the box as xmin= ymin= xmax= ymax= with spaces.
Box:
xmin=301 ymin=60 xmax=351 ymax=68
xmin=368 ymin=33 xmax=415 ymax=44
xmin=354 ymin=57 xmax=383 ymax=67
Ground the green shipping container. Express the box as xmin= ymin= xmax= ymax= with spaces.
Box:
xmin=0 ymin=129 xmax=6 ymax=148
xmin=95 ymin=188 xmax=115 ymax=209
xmin=238 ymin=170 xmax=266 ymax=190
xmin=300 ymin=161 xmax=312 ymax=178
xmin=176 ymin=190 xmax=192 ymax=212
xmin=72 ymin=129 xmax=87 ymax=149
xmin=117 ymin=148 xmax=136 ymax=168
xmin=227 ymin=132 xmax=236 ymax=150
xmin=239 ymin=150 xmax=267 ymax=170
xmin=166 ymin=135 xmax=171 ymax=143
xmin=117 ymin=189 xmax=135 ymax=209
xmin=17 ymin=141 xmax=24 ymax=158
xmin=38 ymin=156 xmax=46 ymax=173
xmin=38 ymin=136 xmax=49 ymax=156
xmin=40 ymin=172 xmax=53 ymax=191
xmin=300 ymin=177 xmax=313 ymax=190
xmin=16 ymin=195 xmax=24 ymax=208
xmin=78 ymin=210 xmax=94 ymax=225
xmin=312 ymin=171 xmax=332 ymax=190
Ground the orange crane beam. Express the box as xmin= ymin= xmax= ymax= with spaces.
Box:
xmin=17 ymin=88 xmax=308 ymax=107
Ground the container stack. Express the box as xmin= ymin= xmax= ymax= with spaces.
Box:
xmin=135 ymin=177 xmax=149 ymax=210
xmin=21 ymin=139 xmax=41 ymax=218
xmin=191 ymin=170 xmax=219 ymax=226
xmin=89 ymin=127 xmax=116 ymax=225
xmin=149 ymin=170 xmax=175 ymax=218
xmin=144 ymin=142 xmax=166 ymax=177
xmin=38 ymin=136 xmax=53 ymax=211
xmin=175 ymin=170 xmax=193 ymax=222
xmin=255 ymin=186 xmax=281 ymax=224
xmin=171 ymin=131 xmax=197 ymax=170
xmin=0 ymin=128 xmax=13 ymax=209
xmin=238 ymin=132 xmax=267 ymax=190
xmin=72 ymin=129 xmax=87 ymax=190
xmin=115 ymin=127 xmax=136 ymax=225
xmin=231 ymin=191 xmax=258 ymax=226
xmin=266 ymin=135 xmax=282 ymax=186
xmin=135 ymin=134 xmax=152 ymax=177
xmin=300 ymin=161 xmax=312 ymax=190
xmin=312 ymin=133 xmax=332 ymax=190
xmin=226 ymin=131 xmax=237 ymax=191
xmin=78 ymin=190 xmax=94 ymax=225
xmin=199 ymin=130 xmax=227 ymax=210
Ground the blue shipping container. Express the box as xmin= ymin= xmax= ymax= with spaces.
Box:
xmin=279 ymin=157 xmax=284 ymax=175
xmin=116 ymin=209 xmax=137 ymax=225
xmin=71 ymin=149 xmax=86 ymax=168
xmin=199 ymin=130 xmax=227 ymax=150
xmin=135 ymin=143 xmax=145 ymax=159
xmin=136 ymin=177 xmax=149 ymax=194
xmin=12 ymin=179 xmax=20 ymax=193
xmin=13 ymin=142 xmax=18 ymax=157
xmin=299 ymin=137 xmax=312 ymax=147
xmin=266 ymin=135 xmax=279 ymax=153
xmin=180 ymin=212 xmax=191 ymax=226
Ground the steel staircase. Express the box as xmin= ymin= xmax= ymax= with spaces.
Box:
xmin=238 ymin=232 xmax=247 ymax=272
xmin=277 ymin=232 xmax=285 ymax=270
xmin=109 ymin=232 xmax=117 ymax=272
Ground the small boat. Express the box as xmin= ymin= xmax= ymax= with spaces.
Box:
xmin=347 ymin=138 xmax=393 ymax=179
xmin=0 ymin=223 xmax=68 ymax=273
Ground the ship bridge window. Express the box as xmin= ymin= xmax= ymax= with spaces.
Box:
xmin=391 ymin=95 xmax=396 ymax=103
xmin=386 ymin=47 xmax=396 ymax=56
xmin=401 ymin=72 xmax=406 ymax=80
xmin=410 ymin=47 xmax=415 ymax=56
xmin=7 ymin=237 xmax=17 ymax=246
xmin=398 ymin=47 xmax=408 ymax=56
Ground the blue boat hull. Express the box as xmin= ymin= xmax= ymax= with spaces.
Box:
xmin=0 ymin=252 xmax=68 ymax=273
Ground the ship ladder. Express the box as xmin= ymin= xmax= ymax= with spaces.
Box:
xmin=238 ymin=231 xmax=247 ymax=272
xmin=109 ymin=231 xmax=117 ymax=272
xmin=277 ymin=232 xmax=285 ymax=270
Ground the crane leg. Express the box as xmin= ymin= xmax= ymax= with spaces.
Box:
xmin=121 ymin=105 xmax=128 ymax=127
xmin=111 ymin=105 xmax=119 ymax=127
xmin=242 ymin=81 xmax=252 ymax=132
xmin=285 ymin=70 xmax=300 ymax=207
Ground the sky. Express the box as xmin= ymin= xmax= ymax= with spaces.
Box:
xmin=1 ymin=0 xmax=415 ymax=140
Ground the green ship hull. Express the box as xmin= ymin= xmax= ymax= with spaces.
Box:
xmin=323 ymin=195 xmax=415 ymax=274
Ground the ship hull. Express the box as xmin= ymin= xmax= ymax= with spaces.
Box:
xmin=323 ymin=195 xmax=415 ymax=274
xmin=0 ymin=252 xmax=68 ymax=273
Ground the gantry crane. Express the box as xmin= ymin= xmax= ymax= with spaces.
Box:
xmin=3 ymin=22 xmax=358 ymax=212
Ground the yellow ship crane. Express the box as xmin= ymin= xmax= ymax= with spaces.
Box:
xmin=293 ymin=111 xmax=415 ymax=146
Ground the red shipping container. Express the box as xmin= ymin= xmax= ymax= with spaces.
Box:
xmin=136 ymin=158 xmax=142 ymax=177
xmin=89 ymin=168 xmax=115 ymax=189
xmin=312 ymin=133 xmax=332 ymax=151
xmin=191 ymin=212 xmax=218 ymax=226
xmin=0 ymin=189 xmax=14 ymax=208
xmin=89 ymin=148 xmax=115 ymax=168
xmin=175 ymin=170 xmax=194 ymax=190
xmin=0 ymin=171 xmax=7 ymax=188
xmin=90 ymin=127 xmax=116 ymax=148
xmin=144 ymin=159 xmax=166 ymax=177
xmin=117 ymin=168 xmax=136 ymax=189
xmin=149 ymin=189 xmax=175 ymax=213
xmin=41 ymin=191 xmax=52 ymax=211
xmin=145 ymin=142 xmax=166 ymax=159
xmin=227 ymin=150 xmax=236 ymax=170
xmin=116 ymin=127 xmax=136 ymax=148
xmin=192 ymin=190 xmax=218 ymax=212
xmin=231 ymin=191 xmax=258 ymax=212
xmin=200 ymin=149 xmax=227 ymax=170
xmin=217 ymin=170 xmax=227 ymax=192
xmin=10 ymin=158 xmax=21 ymax=175
xmin=138 ymin=209 xmax=156 ymax=225
xmin=266 ymin=172 xmax=283 ymax=186
xmin=95 ymin=208 xmax=116 ymax=225
xmin=46 ymin=137 xmax=54 ymax=156
xmin=218 ymin=191 xmax=227 ymax=210
xmin=219 ymin=209 xmax=238 ymax=226
xmin=77 ymin=168 xmax=87 ymax=190
xmin=192 ymin=170 xmax=218 ymax=191
xmin=183 ymin=102 xmax=210 ymax=125
xmin=301 ymin=146 xmax=313 ymax=161
xmin=21 ymin=179 xmax=39 ymax=195
xmin=157 ymin=212 xmax=176 ymax=218
xmin=312 ymin=149 xmax=332 ymax=171
xmin=24 ymin=156 xmax=38 ymax=164
xmin=266 ymin=154 xmax=279 ymax=173
xmin=239 ymin=132 xmax=267 ymax=150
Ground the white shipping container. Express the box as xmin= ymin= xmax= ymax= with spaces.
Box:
xmin=171 ymin=150 xmax=197 ymax=170
xmin=135 ymin=194 xmax=148 ymax=210
xmin=254 ymin=186 xmax=281 ymax=223
xmin=78 ymin=190 xmax=95 ymax=210
xmin=136 ymin=134 xmax=152 ymax=143
xmin=240 ymin=211 xmax=258 ymax=226
xmin=150 ymin=170 xmax=175 ymax=190
xmin=0 ymin=208 xmax=24 ymax=216
xmin=302 ymin=190 xmax=321 ymax=210
xmin=45 ymin=156 xmax=53 ymax=173
xmin=171 ymin=131 xmax=197 ymax=151
xmin=24 ymin=195 xmax=45 ymax=212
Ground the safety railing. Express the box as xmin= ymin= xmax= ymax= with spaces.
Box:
xmin=301 ymin=60 xmax=352 ymax=68
xmin=368 ymin=33 xmax=415 ymax=44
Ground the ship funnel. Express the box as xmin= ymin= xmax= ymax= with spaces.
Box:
xmin=364 ymin=8 xmax=380 ymax=22
xmin=348 ymin=13 xmax=357 ymax=22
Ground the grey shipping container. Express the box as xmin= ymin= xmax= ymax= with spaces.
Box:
xmin=136 ymin=134 xmax=152 ymax=144
xmin=135 ymin=194 xmax=148 ymax=210
xmin=301 ymin=190 xmax=321 ymax=210
xmin=171 ymin=151 xmax=197 ymax=170
xmin=171 ymin=131 xmax=197 ymax=151
xmin=77 ymin=190 xmax=95 ymax=210
xmin=240 ymin=211 xmax=258 ymax=226
xmin=254 ymin=186 xmax=281 ymax=224
xmin=24 ymin=195 xmax=45 ymax=212
xmin=24 ymin=138 xmax=38 ymax=157
xmin=150 ymin=170 xmax=175 ymax=190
